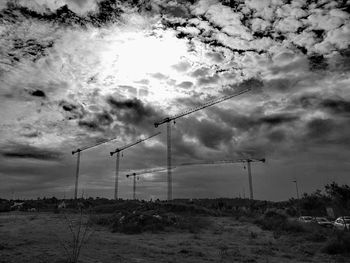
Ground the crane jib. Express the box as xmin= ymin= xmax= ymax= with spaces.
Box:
xmin=154 ymin=88 xmax=250 ymax=127
xmin=72 ymin=137 xmax=119 ymax=154
xmin=110 ymin=132 xmax=161 ymax=156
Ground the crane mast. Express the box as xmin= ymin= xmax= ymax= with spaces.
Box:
xmin=110 ymin=132 xmax=161 ymax=200
xmin=72 ymin=137 xmax=119 ymax=200
xmin=125 ymin=166 xmax=176 ymax=200
xmin=126 ymin=173 xmax=137 ymax=200
xmin=180 ymin=158 xmax=265 ymax=199
xmin=154 ymin=88 xmax=251 ymax=201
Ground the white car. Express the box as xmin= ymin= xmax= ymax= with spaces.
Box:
xmin=314 ymin=217 xmax=333 ymax=228
xmin=297 ymin=216 xmax=314 ymax=223
xmin=333 ymin=216 xmax=350 ymax=230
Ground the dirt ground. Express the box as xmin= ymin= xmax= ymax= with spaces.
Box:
xmin=0 ymin=212 xmax=349 ymax=263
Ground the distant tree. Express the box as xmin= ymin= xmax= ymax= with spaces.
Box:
xmin=299 ymin=189 xmax=328 ymax=215
xmin=325 ymin=182 xmax=350 ymax=211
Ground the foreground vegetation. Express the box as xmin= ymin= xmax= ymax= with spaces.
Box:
xmin=1 ymin=182 xmax=350 ymax=262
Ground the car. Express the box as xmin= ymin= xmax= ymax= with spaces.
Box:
xmin=333 ymin=216 xmax=350 ymax=230
xmin=314 ymin=217 xmax=333 ymax=228
xmin=297 ymin=216 xmax=314 ymax=223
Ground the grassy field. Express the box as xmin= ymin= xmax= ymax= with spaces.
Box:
xmin=1 ymin=211 xmax=349 ymax=263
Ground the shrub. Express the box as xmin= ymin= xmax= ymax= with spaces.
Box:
xmin=322 ymin=231 xmax=350 ymax=254
xmin=255 ymin=210 xmax=305 ymax=233
xmin=0 ymin=202 xmax=10 ymax=212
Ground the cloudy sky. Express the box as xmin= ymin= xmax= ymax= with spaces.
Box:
xmin=0 ymin=0 xmax=349 ymax=201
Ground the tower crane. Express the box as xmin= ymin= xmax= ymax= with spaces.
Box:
xmin=110 ymin=132 xmax=161 ymax=200
xmin=154 ymin=88 xmax=251 ymax=200
xmin=125 ymin=166 xmax=176 ymax=200
xmin=180 ymin=158 xmax=265 ymax=199
xmin=126 ymin=173 xmax=138 ymax=200
xmin=72 ymin=137 xmax=119 ymax=200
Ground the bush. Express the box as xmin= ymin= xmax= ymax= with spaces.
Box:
xmin=90 ymin=207 xmax=211 ymax=234
xmin=322 ymin=231 xmax=350 ymax=254
xmin=255 ymin=210 xmax=305 ymax=233
xmin=0 ymin=202 xmax=10 ymax=212
xmin=111 ymin=212 xmax=168 ymax=234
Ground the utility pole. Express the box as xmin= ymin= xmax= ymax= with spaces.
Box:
xmin=74 ymin=151 xmax=80 ymax=200
xmin=180 ymin=158 xmax=265 ymax=200
xmin=154 ymin=88 xmax=250 ymax=200
xmin=72 ymin=137 xmax=119 ymax=200
xmin=110 ymin=132 xmax=161 ymax=200
xmin=292 ymin=180 xmax=300 ymax=199
xmin=166 ymin=122 xmax=172 ymax=201
xmin=246 ymin=160 xmax=253 ymax=200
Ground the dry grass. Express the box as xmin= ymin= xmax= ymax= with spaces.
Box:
xmin=1 ymin=212 xmax=350 ymax=262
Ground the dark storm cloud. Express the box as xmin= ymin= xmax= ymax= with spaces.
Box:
xmin=226 ymin=111 xmax=298 ymax=130
xmin=107 ymin=97 xmax=161 ymax=128
xmin=162 ymin=4 xmax=191 ymax=19
xmin=77 ymin=111 xmax=113 ymax=132
xmin=267 ymin=129 xmax=286 ymax=143
xmin=6 ymin=38 xmax=54 ymax=64
xmin=193 ymin=119 xmax=234 ymax=149
xmin=220 ymin=78 xmax=264 ymax=96
xmin=264 ymin=78 xmax=299 ymax=93
xmin=1 ymin=143 xmax=62 ymax=161
xmin=292 ymin=94 xmax=350 ymax=116
xmin=306 ymin=118 xmax=333 ymax=140
xmin=308 ymin=54 xmax=328 ymax=71
xmin=259 ymin=114 xmax=299 ymax=126
xmin=331 ymin=48 xmax=350 ymax=73
xmin=59 ymin=100 xmax=86 ymax=120
xmin=78 ymin=119 xmax=101 ymax=131
xmin=95 ymin=111 xmax=113 ymax=126
xmin=1 ymin=0 xmax=124 ymax=27
xmin=29 ymin=89 xmax=46 ymax=98
xmin=321 ymin=99 xmax=350 ymax=115
xmin=21 ymin=131 xmax=42 ymax=138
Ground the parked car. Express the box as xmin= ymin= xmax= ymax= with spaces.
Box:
xmin=333 ymin=216 xmax=350 ymax=230
xmin=314 ymin=217 xmax=333 ymax=228
xmin=297 ymin=216 xmax=314 ymax=223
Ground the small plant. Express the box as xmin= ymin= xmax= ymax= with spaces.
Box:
xmin=55 ymin=209 xmax=94 ymax=263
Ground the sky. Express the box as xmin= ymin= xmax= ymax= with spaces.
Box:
xmin=0 ymin=0 xmax=349 ymax=201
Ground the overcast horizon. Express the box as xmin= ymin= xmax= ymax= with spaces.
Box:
xmin=0 ymin=0 xmax=349 ymax=201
